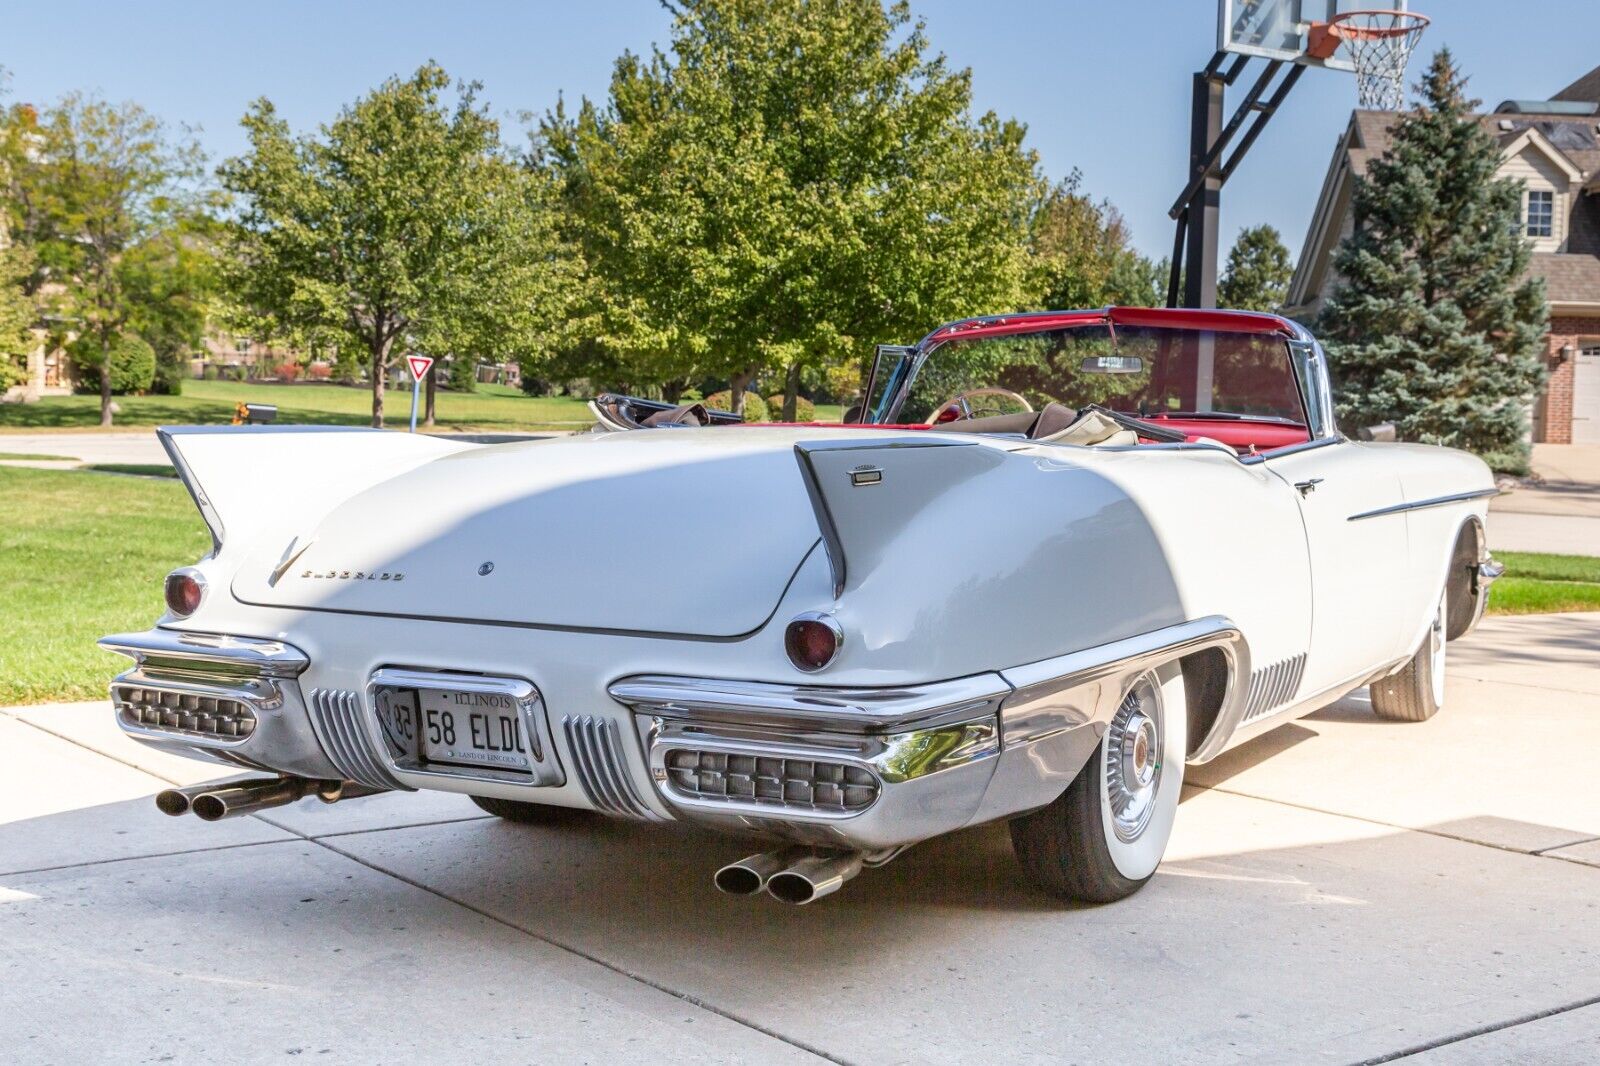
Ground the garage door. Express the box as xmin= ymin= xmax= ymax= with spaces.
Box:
xmin=1575 ymin=343 xmax=1600 ymax=444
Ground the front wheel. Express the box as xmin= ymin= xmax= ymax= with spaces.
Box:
xmin=1370 ymin=583 xmax=1447 ymax=722
xmin=1009 ymin=663 xmax=1187 ymax=903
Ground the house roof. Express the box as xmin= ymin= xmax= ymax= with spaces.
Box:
xmin=1286 ymin=104 xmax=1600 ymax=316
xmin=1533 ymin=253 xmax=1600 ymax=309
xmin=1554 ymin=65 xmax=1600 ymax=105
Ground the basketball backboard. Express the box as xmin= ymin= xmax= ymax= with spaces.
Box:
xmin=1218 ymin=0 xmax=1409 ymax=72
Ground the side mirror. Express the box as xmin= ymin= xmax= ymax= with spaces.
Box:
xmin=1355 ymin=422 xmax=1396 ymax=442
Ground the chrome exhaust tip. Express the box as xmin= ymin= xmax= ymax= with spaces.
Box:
xmin=190 ymin=777 xmax=315 ymax=822
xmin=714 ymin=845 xmax=812 ymax=896
xmin=154 ymin=783 xmax=222 ymax=817
xmin=766 ymin=852 xmax=864 ymax=905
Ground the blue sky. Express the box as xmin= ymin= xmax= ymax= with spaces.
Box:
xmin=5 ymin=1 xmax=1595 ymax=264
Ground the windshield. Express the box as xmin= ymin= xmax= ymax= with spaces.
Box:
xmin=887 ymin=324 xmax=1308 ymax=426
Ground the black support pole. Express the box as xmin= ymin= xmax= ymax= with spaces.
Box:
xmin=1182 ymin=71 xmax=1225 ymax=310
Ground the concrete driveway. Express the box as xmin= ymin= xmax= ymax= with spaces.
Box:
xmin=3 ymin=614 xmax=1598 ymax=1065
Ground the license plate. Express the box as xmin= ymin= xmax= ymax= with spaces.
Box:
xmin=374 ymin=685 xmax=534 ymax=773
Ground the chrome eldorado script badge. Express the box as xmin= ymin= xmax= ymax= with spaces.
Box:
xmin=299 ymin=569 xmax=405 ymax=581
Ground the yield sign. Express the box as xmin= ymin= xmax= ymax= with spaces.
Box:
xmin=406 ymin=354 xmax=434 ymax=380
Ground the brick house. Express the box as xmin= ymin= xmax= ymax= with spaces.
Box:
xmin=1284 ymin=65 xmax=1600 ymax=444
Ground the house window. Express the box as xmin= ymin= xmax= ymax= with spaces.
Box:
xmin=1525 ymin=189 xmax=1554 ymax=238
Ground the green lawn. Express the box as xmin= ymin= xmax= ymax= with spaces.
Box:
xmin=0 ymin=466 xmax=210 ymax=705
xmin=0 ymin=451 xmax=75 ymax=460
xmin=1488 ymin=551 xmax=1600 ymax=615
xmin=0 ymin=378 xmax=597 ymax=433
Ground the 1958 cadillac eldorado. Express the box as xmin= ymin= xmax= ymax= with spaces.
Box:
xmin=101 ymin=307 xmax=1504 ymax=905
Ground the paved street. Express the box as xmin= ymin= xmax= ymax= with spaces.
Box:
xmin=2 ymin=614 xmax=1597 ymax=1064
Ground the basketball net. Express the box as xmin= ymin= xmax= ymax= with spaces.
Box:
xmin=1318 ymin=11 xmax=1431 ymax=111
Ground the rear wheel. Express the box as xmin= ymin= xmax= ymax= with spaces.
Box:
xmin=1009 ymin=663 xmax=1187 ymax=903
xmin=1370 ymin=583 xmax=1448 ymax=722
xmin=470 ymin=795 xmax=584 ymax=824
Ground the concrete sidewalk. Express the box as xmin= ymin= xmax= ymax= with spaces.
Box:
xmin=1490 ymin=445 xmax=1600 ymax=554
xmin=2 ymin=614 xmax=1597 ymax=1063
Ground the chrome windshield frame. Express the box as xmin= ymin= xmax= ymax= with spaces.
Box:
xmin=869 ymin=310 xmax=1335 ymax=438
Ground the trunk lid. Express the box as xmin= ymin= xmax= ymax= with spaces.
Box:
xmin=230 ymin=431 xmax=822 ymax=637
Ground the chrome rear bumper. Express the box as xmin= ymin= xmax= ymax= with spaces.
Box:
xmin=102 ymin=616 xmax=1247 ymax=850
xmin=99 ymin=629 xmax=345 ymax=780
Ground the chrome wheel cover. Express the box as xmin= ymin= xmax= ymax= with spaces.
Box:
xmin=1104 ymin=674 xmax=1164 ymax=843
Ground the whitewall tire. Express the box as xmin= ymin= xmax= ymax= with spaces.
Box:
xmin=1370 ymin=583 xmax=1448 ymax=722
xmin=1009 ymin=662 xmax=1187 ymax=903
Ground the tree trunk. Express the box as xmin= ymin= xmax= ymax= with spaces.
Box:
xmin=781 ymin=362 xmax=801 ymax=422
xmin=729 ymin=369 xmax=751 ymax=417
xmin=424 ymin=362 xmax=437 ymax=427
xmin=370 ymin=334 xmax=390 ymax=428
xmin=99 ymin=338 xmax=113 ymax=427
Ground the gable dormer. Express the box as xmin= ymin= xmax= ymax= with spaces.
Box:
xmin=1497 ymin=125 xmax=1584 ymax=253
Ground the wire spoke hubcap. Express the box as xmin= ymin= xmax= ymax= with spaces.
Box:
xmin=1105 ymin=675 xmax=1164 ymax=843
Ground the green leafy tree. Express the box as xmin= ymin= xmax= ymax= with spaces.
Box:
xmin=10 ymin=95 xmax=208 ymax=424
xmin=1318 ymin=50 xmax=1546 ymax=465
xmin=0 ymin=242 xmax=37 ymax=391
xmin=221 ymin=63 xmax=577 ymax=427
xmin=1030 ymin=171 xmax=1160 ymax=309
xmin=538 ymin=0 xmax=1040 ymax=418
xmin=69 ymin=331 xmax=154 ymax=394
xmin=1219 ymin=224 xmax=1292 ymax=312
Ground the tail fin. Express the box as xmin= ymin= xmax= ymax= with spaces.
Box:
xmin=159 ymin=426 xmax=469 ymax=556
xmin=793 ymin=436 xmax=1006 ymax=597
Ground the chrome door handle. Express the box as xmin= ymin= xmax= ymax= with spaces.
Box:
xmin=1295 ymin=478 xmax=1324 ymax=497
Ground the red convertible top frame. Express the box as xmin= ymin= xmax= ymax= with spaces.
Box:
xmin=918 ymin=306 xmax=1298 ymax=348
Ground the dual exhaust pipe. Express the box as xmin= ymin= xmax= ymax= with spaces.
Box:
xmin=714 ymin=845 xmax=865 ymax=905
xmin=156 ymin=776 xmax=382 ymax=821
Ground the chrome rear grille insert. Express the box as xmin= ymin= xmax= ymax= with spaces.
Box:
xmin=562 ymin=715 xmax=656 ymax=819
xmin=663 ymin=749 xmax=880 ymax=812
xmin=307 ymin=688 xmax=403 ymax=790
xmin=114 ymin=684 xmax=257 ymax=740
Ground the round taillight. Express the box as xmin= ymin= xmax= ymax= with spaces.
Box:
xmin=164 ymin=569 xmax=205 ymax=617
xmin=785 ymin=613 xmax=843 ymax=672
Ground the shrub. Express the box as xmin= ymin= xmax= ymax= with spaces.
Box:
xmin=703 ymin=390 xmax=770 ymax=422
xmin=69 ymin=333 xmax=156 ymax=395
xmin=278 ymin=362 xmax=302 ymax=383
xmin=149 ymin=348 xmax=185 ymax=396
xmin=765 ymin=394 xmax=816 ymax=422
xmin=306 ymin=362 xmax=332 ymax=381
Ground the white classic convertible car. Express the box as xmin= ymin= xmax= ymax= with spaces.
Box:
xmin=103 ymin=307 xmax=1503 ymax=904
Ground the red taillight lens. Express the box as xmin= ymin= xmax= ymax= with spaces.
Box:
xmin=164 ymin=571 xmax=204 ymax=616
xmin=784 ymin=615 xmax=842 ymax=672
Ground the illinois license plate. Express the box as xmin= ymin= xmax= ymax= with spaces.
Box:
xmin=374 ymin=685 xmax=534 ymax=773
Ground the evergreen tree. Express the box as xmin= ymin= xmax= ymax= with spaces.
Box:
xmin=1318 ymin=49 xmax=1545 ymax=466
xmin=1219 ymin=224 xmax=1292 ymax=312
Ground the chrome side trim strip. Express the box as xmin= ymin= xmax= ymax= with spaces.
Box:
xmin=1347 ymin=488 xmax=1500 ymax=521
xmin=608 ymin=672 xmax=1011 ymax=735
xmin=307 ymin=688 xmax=405 ymax=790
xmin=1000 ymin=616 xmax=1251 ymax=765
xmin=1239 ymin=435 xmax=1344 ymax=465
xmin=98 ymin=628 xmax=310 ymax=679
xmin=562 ymin=715 xmax=657 ymax=819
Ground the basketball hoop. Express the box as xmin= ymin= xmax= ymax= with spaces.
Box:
xmin=1308 ymin=11 xmax=1430 ymax=111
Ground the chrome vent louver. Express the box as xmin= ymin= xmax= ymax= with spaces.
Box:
xmin=307 ymin=688 xmax=403 ymax=790
xmin=1243 ymin=654 xmax=1307 ymax=723
xmin=663 ymin=749 xmax=880 ymax=812
xmin=561 ymin=715 xmax=655 ymax=819
xmin=114 ymin=684 xmax=257 ymax=740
